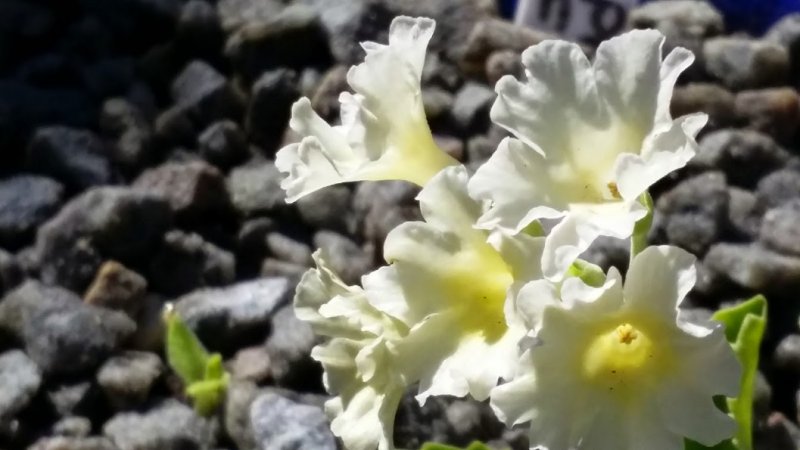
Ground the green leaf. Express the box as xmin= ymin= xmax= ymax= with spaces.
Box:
xmin=186 ymin=377 xmax=228 ymax=417
xmin=204 ymin=353 xmax=225 ymax=381
xmin=711 ymin=295 xmax=768 ymax=450
xmin=420 ymin=441 xmax=495 ymax=450
xmin=165 ymin=307 xmax=209 ymax=385
xmin=630 ymin=192 xmax=654 ymax=260
xmin=521 ymin=220 xmax=544 ymax=237
xmin=567 ymin=259 xmax=606 ymax=287
xmin=684 ymin=437 xmax=738 ymax=450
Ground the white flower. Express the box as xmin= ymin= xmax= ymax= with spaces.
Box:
xmin=276 ymin=16 xmax=457 ymax=202
xmin=295 ymin=250 xmax=408 ymax=450
xmin=491 ymin=245 xmax=741 ymax=450
xmin=372 ymin=165 xmax=546 ymax=403
xmin=468 ymin=30 xmax=707 ymax=279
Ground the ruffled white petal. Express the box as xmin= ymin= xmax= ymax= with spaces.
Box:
xmin=623 ymin=245 xmax=696 ymax=319
xmin=276 ymin=16 xmax=456 ymax=202
xmin=657 ymin=379 xmax=737 ymax=447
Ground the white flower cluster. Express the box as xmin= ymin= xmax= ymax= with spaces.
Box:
xmin=277 ymin=16 xmax=741 ymax=450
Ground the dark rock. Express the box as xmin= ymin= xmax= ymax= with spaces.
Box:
xmin=459 ymin=18 xmax=550 ymax=77
xmin=727 ymin=187 xmax=762 ymax=239
xmin=129 ymin=294 xmax=167 ymax=353
xmin=236 ymin=217 xmax=275 ymax=276
xmin=354 ymin=180 xmax=421 ymax=248
xmin=422 ymin=53 xmax=464 ymax=92
xmin=0 ymin=281 xmax=136 ymax=375
xmin=103 ymin=400 xmax=216 ymax=450
xmin=766 ymin=13 xmax=800 ymax=80
xmin=0 ymin=250 xmax=22 ymax=295
xmin=198 ymin=120 xmax=249 ymax=169
xmin=249 ymin=391 xmax=336 ymax=450
xmin=582 ymin=236 xmax=630 ymax=273
xmin=704 ymin=243 xmax=800 ymax=291
xmin=395 ymin=394 xmax=452 ymax=449
xmin=754 ymin=413 xmax=800 ymax=450
xmin=313 ymin=231 xmax=373 ymax=285
xmin=296 ymin=186 xmax=353 ymax=234
xmin=83 ymin=260 xmax=148 ymax=318
xmin=245 ymin=69 xmax=300 ymax=153
xmin=99 ymin=98 xmax=154 ymax=173
xmin=757 ymin=169 xmax=800 ymax=209
xmin=703 ymin=38 xmax=789 ymax=90
xmin=422 ymin=86 xmax=455 ymax=125
xmin=435 ymin=135 xmax=465 ymax=161
xmin=227 ymin=160 xmax=288 ymax=217
xmin=176 ymin=0 xmax=224 ymax=61
xmin=149 ymin=230 xmax=235 ymax=296
xmin=692 ymin=130 xmax=790 ymax=188
xmin=97 ymin=351 xmax=163 ymax=410
xmin=173 ymin=277 xmax=292 ymax=352
xmin=735 ymin=88 xmax=800 ymax=143
xmin=445 ymin=399 xmax=503 ymax=445
xmin=26 ymin=127 xmax=114 ymax=191
xmin=670 ymin=83 xmax=736 ymax=131
xmin=264 ymin=305 xmax=317 ymax=388
xmin=485 ymin=49 xmax=522 ymax=86
xmin=134 ymin=160 xmax=231 ymax=221
xmin=760 ymin=201 xmax=800 ymax=256
xmin=0 ymin=175 xmax=63 ymax=250
xmin=628 ymin=0 xmax=723 ymax=79
xmin=35 ymin=187 xmax=172 ymax=291
xmin=154 ymin=105 xmax=196 ymax=148
xmin=656 ymin=172 xmax=729 ymax=255
xmin=229 ymin=346 xmax=271 ymax=383
xmin=452 ymin=82 xmax=496 ymax=135
xmin=309 ymin=65 xmax=348 ymax=122
xmin=171 ymin=60 xmax=244 ymax=128
xmin=0 ymin=350 xmax=41 ymax=421
xmin=80 ymin=57 xmax=136 ymax=99
xmin=774 ymin=334 xmax=800 ymax=373
xmin=225 ymin=5 xmax=331 ymax=84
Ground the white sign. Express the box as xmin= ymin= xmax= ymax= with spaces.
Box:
xmin=515 ymin=0 xmax=642 ymax=44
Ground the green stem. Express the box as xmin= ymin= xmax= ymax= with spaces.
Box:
xmin=629 ymin=192 xmax=654 ymax=265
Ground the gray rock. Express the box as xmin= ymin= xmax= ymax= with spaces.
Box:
xmin=459 ymin=17 xmax=550 ymax=77
xmin=656 ymin=172 xmax=729 ymax=255
xmin=735 ymin=88 xmax=800 ymax=143
xmin=774 ymin=334 xmax=800 ymax=373
xmin=0 ymin=350 xmax=41 ymax=421
xmin=217 ymin=0 xmax=283 ymax=31
xmin=313 ymin=230 xmax=373 ymax=285
xmin=225 ymin=5 xmax=331 ymax=84
xmin=245 ymin=69 xmax=300 ymax=153
xmin=422 ymin=86 xmax=455 ymax=125
xmin=198 ymin=120 xmax=249 ymax=169
xmin=753 ymin=371 xmax=772 ymax=423
xmin=84 ymin=260 xmax=148 ymax=318
xmin=224 ymin=380 xmax=259 ymax=450
xmin=704 ymin=243 xmax=800 ymax=291
xmin=309 ymin=65 xmax=348 ymax=121
xmin=261 ymin=259 xmax=308 ymax=279
xmin=104 ymin=399 xmax=216 ymax=450
xmin=227 ymin=160 xmax=288 ymax=217
xmin=52 ymin=416 xmax=92 ymax=438
xmin=451 ymin=82 xmax=495 ymax=134
xmin=26 ymin=126 xmax=114 ymax=191
xmin=727 ymin=187 xmax=762 ymax=239
xmin=35 ymin=187 xmax=172 ymax=291
xmin=670 ymin=83 xmax=736 ymax=131
xmin=149 ymin=230 xmax=236 ymax=296
xmin=250 ymin=391 xmax=336 ymax=450
xmin=176 ymin=0 xmax=224 ymax=61
xmin=296 ymin=185 xmax=354 ymax=234
xmin=97 ymin=351 xmax=164 ymax=410
xmin=100 ymin=98 xmax=154 ymax=172
xmin=265 ymin=232 xmax=312 ymax=266
xmin=757 ymin=169 xmax=800 ymax=209
xmin=171 ymin=60 xmax=243 ymax=127
xmin=264 ymin=305 xmax=317 ymax=388
xmin=760 ymin=201 xmax=800 ymax=256
xmin=703 ymin=37 xmax=789 ymax=90
xmin=485 ymin=49 xmax=522 ymax=86
xmin=754 ymin=413 xmax=800 ymax=450
xmin=47 ymin=382 xmax=94 ymax=417
xmin=229 ymin=346 xmax=271 ymax=383
xmin=0 ymin=281 xmax=136 ymax=375
xmin=28 ymin=436 xmax=117 ymax=450
xmin=174 ymin=277 xmax=292 ymax=352
xmin=766 ymin=13 xmax=800 ymax=78
xmin=353 ymin=180 xmax=421 ymax=247
xmin=0 ymin=175 xmax=64 ymax=250
xmin=581 ymin=236 xmax=630 ymax=273
xmin=395 ymin=393 xmax=452 ymax=449
xmin=628 ymin=0 xmax=723 ymax=79
xmin=692 ymin=130 xmax=789 ymax=188
xmin=154 ymin=105 xmax=196 ymax=148
xmin=134 ymin=160 xmax=231 ymax=221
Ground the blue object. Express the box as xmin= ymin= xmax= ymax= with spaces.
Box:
xmin=499 ymin=0 xmax=518 ymax=19
xmin=709 ymin=0 xmax=800 ymax=34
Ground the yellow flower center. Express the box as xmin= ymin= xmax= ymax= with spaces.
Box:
xmin=581 ymin=319 xmax=675 ymax=403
